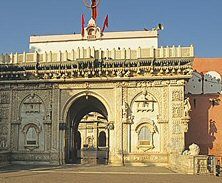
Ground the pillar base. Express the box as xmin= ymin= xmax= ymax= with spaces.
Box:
xmin=108 ymin=153 xmax=124 ymax=166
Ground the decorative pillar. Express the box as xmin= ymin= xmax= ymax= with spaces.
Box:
xmin=109 ymin=84 xmax=123 ymax=165
xmin=51 ymin=86 xmax=60 ymax=164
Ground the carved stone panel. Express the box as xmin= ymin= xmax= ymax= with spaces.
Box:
xmin=0 ymin=108 xmax=9 ymax=122
xmin=172 ymin=90 xmax=183 ymax=101
xmin=130 ymin=91 xmax=160 ymax=153
xmin=10 ymin=124 xmax=18 ymax=151
xmin=169 ymin=135 xmax=184 ymax=153
xmin=19 ymin=94 xmax=46 ymax=152
xmin=172 ymin=104 xmax=182 ymax=118
xmin=162 ymin=87 xmax=169 ymax=121
xmin=0 ymin=92 xmax=10 ymax=104
xmin=0 ymin=124 xmax=8 ymax=150
xmin=172 ymin=120 xmax=182 ymax=134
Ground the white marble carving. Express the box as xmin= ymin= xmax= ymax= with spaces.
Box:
xmin=183 ymin=143 xmax=200 ymax=156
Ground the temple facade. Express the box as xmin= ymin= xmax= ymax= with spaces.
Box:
xmin=0 ymin=2 xmax=209 ymax=174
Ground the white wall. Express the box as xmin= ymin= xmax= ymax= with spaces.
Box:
xmin=30 ymin=37 xmax=158 ymax=53
xmin=203 ymin=71 xmax=221 ymax=94
xmin=185 ymin=71 xmax=203 ymax=94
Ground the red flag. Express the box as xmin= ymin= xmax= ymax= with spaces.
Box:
xmin=81 ymin=14 xmax=85 ymax=37
xmin=102 ymin=15 xmax=109 ymax=32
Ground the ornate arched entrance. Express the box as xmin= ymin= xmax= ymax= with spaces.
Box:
xmin=65 ymin=95 xmax=109 ymax=164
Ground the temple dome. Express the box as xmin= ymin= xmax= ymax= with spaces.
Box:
xmin=88 ymin=18 xmax=96 ymax=27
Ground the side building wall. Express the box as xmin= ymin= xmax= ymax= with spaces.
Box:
xmin=185 ymin=94 xmax=222 ymax=156
xmin=185 ymin=58 xmax=222 ymax=160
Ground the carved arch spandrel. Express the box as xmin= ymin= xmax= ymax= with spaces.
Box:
xmin=61 ymin=91 xmax=114 ymax=123
xmin=129 ymin=86 xmax=169 ymax=123
xmin=19 ymin=94 xmax=46 ymax=120
xmin=129 ymin=90 xmax=160 ymax=115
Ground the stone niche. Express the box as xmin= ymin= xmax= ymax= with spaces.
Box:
xmin=18 ymin=94 xmax=45 ymax=151
xmin=130 ymin=90 xmax=160 ymax=153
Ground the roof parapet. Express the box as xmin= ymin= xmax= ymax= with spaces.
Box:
xmin=0 ymin=45 xmax=194 ymax=65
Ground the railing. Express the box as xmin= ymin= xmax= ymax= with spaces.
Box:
xmin=0 ymin=45 xmax=194 ymax=65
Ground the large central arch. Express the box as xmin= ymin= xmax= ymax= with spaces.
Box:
xmin=65 ymin=94 xmax=109 ymax=164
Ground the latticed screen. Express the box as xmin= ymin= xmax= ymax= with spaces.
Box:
xmin=26 ymin=127 xmax=37 ymax=145
xmin=138 ymin=126 xmax=151 ymax=145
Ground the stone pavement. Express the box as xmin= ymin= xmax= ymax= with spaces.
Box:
xmin=0 ymin=164 xmax=221 ymax=183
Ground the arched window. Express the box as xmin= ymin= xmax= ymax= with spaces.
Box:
xmin=138 ymin=126 xmax=151 ymax=146
xmin=98 ymin=131 xmax=106 ymax=147
xmin=135 ymin=121 xmax=156 ymax=151
xmin=26 ymin=127 xmax=37 ymax=145
xmin=22 ymin=123 xmax=41 ymax=149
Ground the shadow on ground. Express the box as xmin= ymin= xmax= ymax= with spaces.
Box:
xmin=0 ymin=164 xmax=174 ymax=174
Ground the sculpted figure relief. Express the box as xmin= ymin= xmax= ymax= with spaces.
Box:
xmin=184 ymin=97 xmax=191 ymax=117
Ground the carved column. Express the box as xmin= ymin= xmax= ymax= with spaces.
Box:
xmin=122 ymin=85 xmax=129 ymax=154
xmin=158 ymin=85 xmax=169 ymax=153
xmin=109 ymin=83 xmax=123 ymax=165
xmin=10 ymin=90 xmax=20 ymax=152
xmin=51 ymin=85 xmax=60 ymax=164
xmin=10 ymin=120 xmax=20 ymax=152
xmin=0 ymin=91 xmax=11 ymax=151
xmin=169 ymin=83 xmax=186 ymax=154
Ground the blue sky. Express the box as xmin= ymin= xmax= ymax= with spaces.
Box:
xmin=0 ymin=0 xmax=221 ymax=57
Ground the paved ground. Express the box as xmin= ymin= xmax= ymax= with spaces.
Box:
xmin=0 ymin=164 xmax=222 ymax=183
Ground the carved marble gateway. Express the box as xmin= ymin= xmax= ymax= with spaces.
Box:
xmin=0 ymin=21 xmax=199 ymax=173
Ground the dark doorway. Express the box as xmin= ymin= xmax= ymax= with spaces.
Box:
xmin=99 ymin=131 xmax=106 ymax=147
xmin=76 ymin=131 xmax=81 ymax=150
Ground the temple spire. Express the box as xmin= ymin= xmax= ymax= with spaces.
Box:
xmin=91 ymin=0 xmax=98 ymax=20
xmin=83 ymin=0 xmax=101 ymax=21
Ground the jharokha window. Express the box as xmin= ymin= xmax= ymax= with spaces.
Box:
xmin=138 ymin=126 xmax=151 ymax=146
xmin=22 ymin=123 xmax=41 ymax=150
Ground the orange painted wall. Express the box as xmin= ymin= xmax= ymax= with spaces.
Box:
xmin=185 ymin=58 xmax=222 ymax=156
xmin=186 ymin=94 xmax=222 ymax=156
xmin=193 ymin=58 xmax=222 ymax=74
